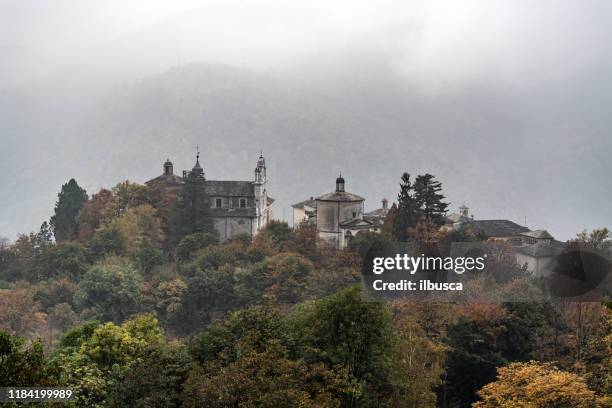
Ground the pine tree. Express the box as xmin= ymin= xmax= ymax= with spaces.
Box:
xmin=50 ymin=179 xmax=88 ymax=242
xmin=171 ymin=171 xmax=214 ymax=241
xmin=413 ymin=173 xmax=449 ymax=226
xmin=392 ymin=173 xmax=419 ymax=241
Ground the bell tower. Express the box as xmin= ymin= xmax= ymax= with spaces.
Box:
xmin=254 ymin=153 xmax=268 ymax=229
xmin=254 ymin=153 xmax=266 ymax=184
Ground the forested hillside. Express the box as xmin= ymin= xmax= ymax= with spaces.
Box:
xmin=1 ymin=176 xmax=610 ymax=407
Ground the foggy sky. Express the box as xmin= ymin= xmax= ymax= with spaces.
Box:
xmin=1 ymin=0 xmax=611 ymax=240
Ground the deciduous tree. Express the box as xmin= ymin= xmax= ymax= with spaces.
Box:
xmin=174 ymin=232 xmax=219 ymax=262
xmin=474 ymin=361 xmax=596 ymax=408
xmin=0 ymin=331 xmax=58 ymax=386
xmin=74 ymin=258 xmax=142 ymax=323
xmin=0 ymin=286 xmax=46 ymax=336
xmin=76 ymin=188 xmax=112 ymax=240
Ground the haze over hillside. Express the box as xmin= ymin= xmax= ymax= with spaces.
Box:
xmin=1 ymin=0 xmax=611 ymax=241
xmin=1 ymin=59 xmax=610 ymax=241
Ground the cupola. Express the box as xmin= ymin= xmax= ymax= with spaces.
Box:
xmin=163 ymin=159 xmax=173 ymax=175
xmin=336 ymin=173 xmax=345 ymax=192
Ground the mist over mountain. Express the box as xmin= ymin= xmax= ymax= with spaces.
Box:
xmin=1 ymin=56 xmax=610 ymax=241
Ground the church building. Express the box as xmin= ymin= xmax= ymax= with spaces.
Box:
xmin=146 ymin=152 xmax=274 ymax=241
xmin=293 ymin=174 xmax=382 ymax=249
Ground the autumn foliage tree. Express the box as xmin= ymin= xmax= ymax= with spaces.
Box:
xmin=76 ymin=188 xmax=112 ymax=241
xmin=0 ymin=286 xmax=46 ymax=336
xmin=474 ymin=361 xmax=597 ymax=408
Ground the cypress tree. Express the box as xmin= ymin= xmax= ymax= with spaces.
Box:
xmin=171 ymin=170 xmax=214 ymax=241
xmin=392 ymin=173 xmax=419 ymax=241
xmin=50 ymin=179 xmax=88 ymax=242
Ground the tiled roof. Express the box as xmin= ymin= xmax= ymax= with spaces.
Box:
xmin=467 ymin=220 xmax=530 ymax=238
xmin=292 ymin=199 xmax=316 ymax=209
xmin=205 ymin=181 xmax=254 ymax=197
xmin=316 ymin=191 xmax=365 ymax=202
xmin=145 ymin=175 xmax=258 ymax=199
xmin=145 ymin=174 xmax=185 ymax=186
xmin=445 ymin=213 xmax=471 ymax=223
xmin=339 ymin=217 xmax=376 ymax=229
xmin=365 ymin=208 xmax=389 ymax=218
xmin=363 ymin=214 xmax=384 ymax=227
xmin=521 ymin=229 xmax=554 ymax=239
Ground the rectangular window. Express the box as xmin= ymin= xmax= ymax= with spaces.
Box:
xmin=215 ymin=198 xmax=223 ymax=208
xmin=239 ymin=198 xmax=247 ymax=208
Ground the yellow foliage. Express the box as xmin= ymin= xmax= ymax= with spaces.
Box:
xmin=474 ymin=361 xmax=596 ymax=408
xmin=109 ymin=204 xmax=164 ymax=253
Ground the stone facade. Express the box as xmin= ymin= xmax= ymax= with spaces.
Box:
xmin=146 ymin=153 xmax=274 ymax=241
xmin=291 ymin=197 xmax=316 ymax=227
xmin=293 ymin=175 xmax=388 ymax=249
xmin=315 ymin=176 xmax=366 ymax=248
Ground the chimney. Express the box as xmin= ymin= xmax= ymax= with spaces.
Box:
xmin=382 ymin=198 xmax=388 ymax=210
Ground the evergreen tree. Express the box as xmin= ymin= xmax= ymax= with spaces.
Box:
xmin=392 ymin=173 xmax=419 ymax=241
xmin=38 ymin=221 xmax=53 ymax=242
xmin=413 ymin=173 xmax=449 ymax=226
xmin=50 ymin=179 xmax=88 ymax=242
xmin=171 ymin=171 xmax=214 ymax=242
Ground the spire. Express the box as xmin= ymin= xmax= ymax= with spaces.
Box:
xmin=193 ymin=147 xmax=201 ymax=168
xmin=191 ymin=146 xmax=204 ymax=177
